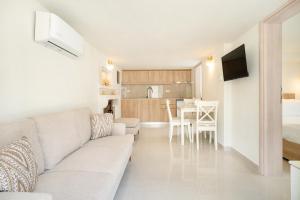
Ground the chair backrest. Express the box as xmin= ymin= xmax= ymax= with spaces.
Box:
xmin=166 ymin=99 xmax=173 ymax=122
xmin=184 ymin=99 xmax=195 ymax=105
xmin=195 ymin=100 xmax=219 ymax=126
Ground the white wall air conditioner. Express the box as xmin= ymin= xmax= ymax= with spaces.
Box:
xmin=35 ymin=11 xmax=84 ymax=57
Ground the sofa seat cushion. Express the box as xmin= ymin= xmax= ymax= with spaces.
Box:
xmin=52 ymin=135 xmax=134 ymax=176
xmin=0 ymin=119 xmax=45 ymax=174
xmin=35 ymin=171 xmax=115 ymax=200
xmin=114 ymin=118 xmax=140 ymax=128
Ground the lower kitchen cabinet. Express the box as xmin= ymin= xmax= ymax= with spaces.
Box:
xmin=148 ymin=99 xmax=161 ymax=121
xmin=121 ymin=98 xmax=177 ymax=122
xmin=159 ymin=100 xmax=177 ymax=122
xmin=121 ymin=99 xmax=139 ymax=118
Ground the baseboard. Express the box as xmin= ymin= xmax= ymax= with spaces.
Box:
xmin=222 ymin=145 xmax=259 ymax=173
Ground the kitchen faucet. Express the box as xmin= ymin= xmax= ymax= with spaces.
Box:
xmin=147 ymin=86 xmax=153 ymax=98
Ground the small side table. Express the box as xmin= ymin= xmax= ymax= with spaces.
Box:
xmin=114 ymin=118 xmax=140 ymax=138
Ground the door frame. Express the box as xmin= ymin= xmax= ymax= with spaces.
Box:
xmin=259 ymin=0 xmax=300 ymax=175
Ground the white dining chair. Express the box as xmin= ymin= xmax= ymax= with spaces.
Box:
xmin=192 ymin=100 xmax=219 ymax=150
xmin=183 ymin=98 xmax=197 ymax=119
xmin=166 ymin=99 xmax=192 ymax=143
xmin=184 ymin=98 xmax=195 ymax=105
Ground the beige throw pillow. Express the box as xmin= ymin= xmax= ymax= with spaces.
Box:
xmin=91 ymin=113 xmax=113 ymax=140
xmin=0 ymin=136 xmax=38 ymax=192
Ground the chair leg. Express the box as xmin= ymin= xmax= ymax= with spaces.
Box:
xmin=169 ymin=125 xmax=174 ymax=143
xmin=196 ymin=130 xmax=199 ymax=150
xmin=209 ymin=131 xmax=212 ymax=144
xmin=191 ymin=124 xmax=194 ymax=143
xmin=214 ymin=130 xmax=218 ymax=150
xmin=187 ymin=124 xmax=192 ymax=143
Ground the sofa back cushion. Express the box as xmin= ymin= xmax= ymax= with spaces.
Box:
xmin=74 ymin=108 xmax=92 ymax=145
xmin=0 ymin=119 xmax=45 ymax=174
xmin=33 ymin=109 xmax=89 ymax=170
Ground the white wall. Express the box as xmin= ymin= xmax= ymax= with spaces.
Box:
xmin=193 ymin=65 xmax=203 ymax=99
xmin=224 ymin=25 xmax=260 ymax=165
xmin=0 ymin=0 xmax=107 ymax=122
xmin=99 ymin=66 xmax=122 ymax=119
xmin=202 ymin=25 xmax=260 ymax=165
xmin=282 ymin=13 xmax=300 ymax=99
xmin=202 ymin=47 xmax=225 ymax=145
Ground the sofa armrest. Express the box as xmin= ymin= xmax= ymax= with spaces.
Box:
xmin=0 ymin=192 xmax=52 ymax=200
xmin=111 ymin=123 xmax=126 ymax=136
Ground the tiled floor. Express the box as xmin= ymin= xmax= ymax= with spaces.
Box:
xmin=115 ymin=127 xmax=290 ymax=200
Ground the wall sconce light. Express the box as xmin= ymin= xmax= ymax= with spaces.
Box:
xmin=106 ymin=59 xmax=114 ymax=71
xmin=206 ymin=56 xmax=215 ymax=69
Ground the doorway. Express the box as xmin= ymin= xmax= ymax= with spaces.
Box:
xmin=260 ymin=0 xmax=300 ymax=176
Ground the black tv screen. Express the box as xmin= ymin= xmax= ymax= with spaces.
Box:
xmin=221 ymin=44 xmax=248 ymax=81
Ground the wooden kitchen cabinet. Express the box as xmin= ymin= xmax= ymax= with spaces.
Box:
xmin=148 ymin=70 xmax=161 ymax=84
xmin=159 ymin=70 xmax=173 ymax=84
xmin=160 ymin=108 xmax=176 ymax=122
xmin=148 ymin=99 xmax=161 ymax=121
xmin=121 ymin=99 xmax=139 ymax=118
xmin=138 ymin=99 xmax=150 ymax=122
xmin=122 ymin=70 xmax=149 ymax=84
xmin=136 ymin=71 xmax=149 ymax=84
xmin=148 ymin=70 xmax=173 ymax=84
xmin=121 ymin=71 xmax=132 ymax=84
xmin=121 ymin=99 xmax=166 ymax=122
xmin=122 ymin=70 xmax=190 ymax=84
xmin=173 ymin=70 xmax=191 ymax=83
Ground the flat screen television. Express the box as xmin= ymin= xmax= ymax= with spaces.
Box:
xmin=221 ymin=44 xmax=248 ymax=81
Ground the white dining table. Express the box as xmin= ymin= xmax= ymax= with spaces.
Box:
xmin=178 ymin=104 xmax=197 ymax=146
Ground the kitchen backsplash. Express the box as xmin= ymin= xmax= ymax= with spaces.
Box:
xmin=122 ymin=84 xmax=192 ymax=99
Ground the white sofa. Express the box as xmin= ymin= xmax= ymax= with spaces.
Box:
xmin=0 ymin=108 xmax=134 ymax=200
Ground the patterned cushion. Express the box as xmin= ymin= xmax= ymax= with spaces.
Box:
xmin=90 ymin=113 xmax=113 ymax=140
xmin=0 ymin=136 xmax=38 ymax=192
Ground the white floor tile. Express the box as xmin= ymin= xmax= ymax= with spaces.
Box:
xmin=114 ymin=127 xmax=290 ymax=200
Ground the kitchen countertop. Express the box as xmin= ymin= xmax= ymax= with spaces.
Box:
xmin=121 ymin=97 xmax=191 ymax=100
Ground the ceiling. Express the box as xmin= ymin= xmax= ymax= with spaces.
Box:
xmin=39 ymin=0 xmax=286 ymax=68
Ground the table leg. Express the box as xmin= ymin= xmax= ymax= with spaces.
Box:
xmin=181 ymin=110 xmax=184 ymax=146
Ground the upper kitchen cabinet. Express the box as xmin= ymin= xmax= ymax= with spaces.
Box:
xmin=159 ymin=70 xmax=173 ymax=84
xmin=148 ymin=70 xmax=173 ymax=84
xmin=173 ymin=70 xmax=191 ymax=83
xmin=148 ymin=70 xmax=161 ymax=84
xmin=122 ymin=70 xmax=149 ymax=84
xmin=121 ymin=69 xmax=191 ymax=85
